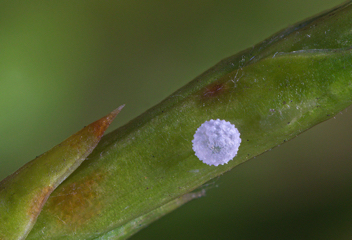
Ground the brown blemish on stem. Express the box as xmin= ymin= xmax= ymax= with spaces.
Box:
xmin=201 ymin=82 xmax=229 ymax=100
xmin=28 ymin=186 xmax=54 ymax=219
xmin=46 ymin=171 xmax=106 ymax=227
xmin=36 ymin=106 xmax=124 ymax=223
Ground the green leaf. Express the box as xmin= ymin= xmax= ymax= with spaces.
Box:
xmin=0 ymin=106 xmax=123 ymax=240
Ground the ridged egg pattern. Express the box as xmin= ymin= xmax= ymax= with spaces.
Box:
xmin=192 ymin=119 xmax=241 ymax=166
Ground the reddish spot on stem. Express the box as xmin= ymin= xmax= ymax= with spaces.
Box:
xmin=46 ymin=171 xmax=106 ymax=227
xmin=201 ymin=82 xmax=229 ymax=100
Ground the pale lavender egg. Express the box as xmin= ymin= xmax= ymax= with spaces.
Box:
xmin=192 ymin=119 xmax=241 ymax=166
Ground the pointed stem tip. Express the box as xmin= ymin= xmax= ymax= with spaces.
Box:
xmin=113 ymin=104 xmax=125 ymax=114
xmin=90 ymin=104 xmax=125 ymax=138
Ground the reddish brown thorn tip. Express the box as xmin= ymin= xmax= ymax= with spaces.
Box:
xmin=90 ymin=104 xmax=125 ymax=138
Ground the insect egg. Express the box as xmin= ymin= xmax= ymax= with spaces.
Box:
xmin=192 ymin=119 xmax=241 ymax=166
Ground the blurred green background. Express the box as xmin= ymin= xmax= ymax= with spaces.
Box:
xmin=1 ymin=0 xmax=351 ymax=239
